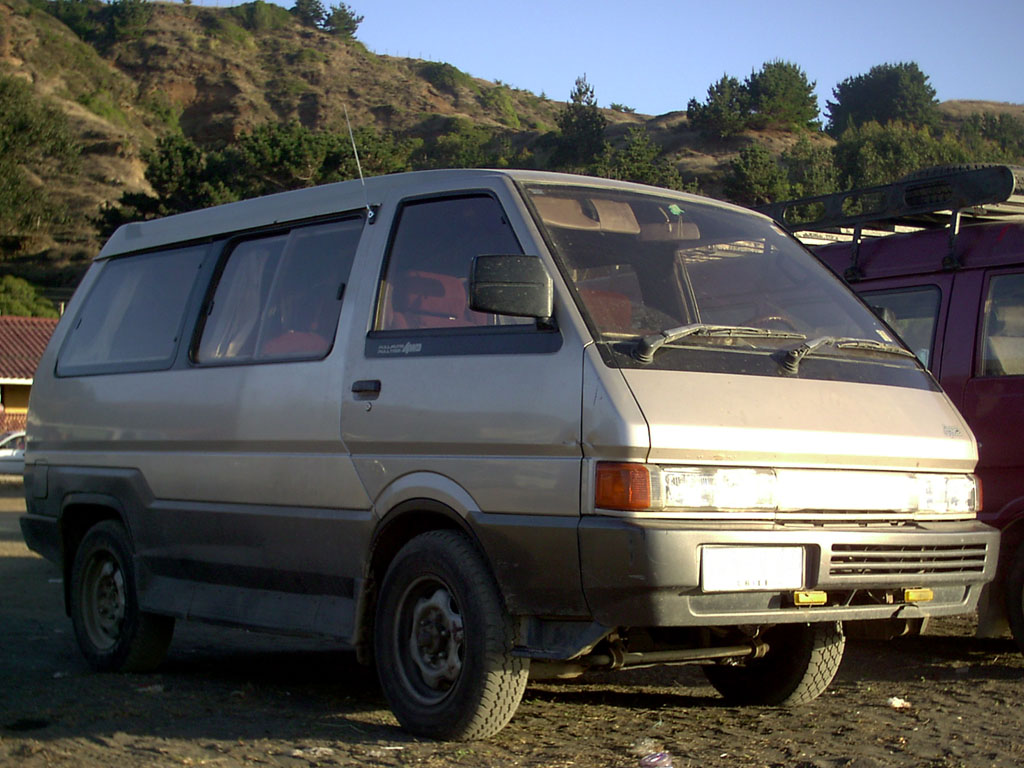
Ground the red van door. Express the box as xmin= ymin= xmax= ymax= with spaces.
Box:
xmin=958 ymin=271 xmax=1024 ymax=534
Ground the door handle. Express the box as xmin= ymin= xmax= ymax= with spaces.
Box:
xmin=352 ymin=379 xmax=382 ymax=400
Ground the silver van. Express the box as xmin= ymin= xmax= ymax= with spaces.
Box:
xmin=21 ymin=169 xmax=998 ymax=740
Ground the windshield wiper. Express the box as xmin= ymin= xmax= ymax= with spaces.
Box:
xmin=782 ymin=336 xmax=917 ymax=374
xmin=633 ymin=324 xmax=806 ymax=364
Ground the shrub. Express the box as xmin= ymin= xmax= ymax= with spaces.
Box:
xmin=725 ymin=143 xmax=789 ymax=205
xmin=0 ymin=275 xmax=59 ymax=318
xmin=480 ymin=86 xmax=520 ymax=129
xmin=229 ymin=0 xmax=292 ymax=32
xmin=417 ymin=62 xmax=474 ymax=96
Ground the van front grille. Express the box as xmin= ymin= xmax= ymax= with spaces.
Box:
xmin=829 ymin=543 xmax=989 ymax=578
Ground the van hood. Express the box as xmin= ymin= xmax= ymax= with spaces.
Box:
xmin=620 ymin=369 xmax=977 ymax=472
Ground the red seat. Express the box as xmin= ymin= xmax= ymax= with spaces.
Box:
xmin=386 ymin=271 xmax=489 ymax=329
xmin=578 ymin=288 xmax=632 ymax=331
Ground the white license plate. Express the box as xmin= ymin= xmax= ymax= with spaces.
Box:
xmin=701 ymin=546 xmax=805 ymax=593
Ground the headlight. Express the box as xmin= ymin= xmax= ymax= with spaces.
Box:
xmin=661 ymin=467 xmax=776 ymax=511
xmin=915 ymin=473 xmax=979 ymax=517
xmin=593 ymin=462 xmax=979 ymax=521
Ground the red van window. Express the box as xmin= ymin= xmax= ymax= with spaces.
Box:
xmin=861 ymin=286 xmax=941 ymax=370
xmin=980 ymin=274 xmax=1024 ymax=377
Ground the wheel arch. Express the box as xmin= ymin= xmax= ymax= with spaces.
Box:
xmin=58 ymin=493 xmax=130 ymax=614
xmin=354 ymin=495 xmax=485 ymax=664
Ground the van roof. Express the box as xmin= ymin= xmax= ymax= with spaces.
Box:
xmin=815 ymin=219 xmax=1024 ymax=281
xmin=98 ymin=169 xmax=744 ymax=260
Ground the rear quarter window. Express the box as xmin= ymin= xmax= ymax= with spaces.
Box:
xmin=56 ymin=245 xmax=206 ymax=376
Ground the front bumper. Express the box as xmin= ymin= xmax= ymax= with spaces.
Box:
xmin=579 ymin=517 xmax=999 ymax=627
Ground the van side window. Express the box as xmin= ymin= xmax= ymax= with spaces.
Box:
xmin=980 ymin=274 xmax=1024 ymax=377
xmin=376 ymin=195 xmax=530 ymax=330
xmin=195 ymin=218 xmax=362 ymax=364
xmin=860 ymin=287 xmax=941 ymax=369
xmin=57 ymin=245 xmax=206 ymax=376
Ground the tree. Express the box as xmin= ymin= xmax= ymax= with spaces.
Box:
xmin=745 ymin=60 xmax=819 ymax=129
xmin=594 ymin=127 xmax=685 ymax=190
xmin=724 ymin=143 xmax=789 ymax=205
xmin=0 ymin=275 xmax=59 ymax=318
xmin=779 ymin=134 xmax=838 ymax=198
xmin=48 ymin=0 xmax=105 ymax=43
xmin=826 ymin=62 xmax=939 ymax=137
xmin=687 ymin=74 xmax=749 ymax=138
xmin=554 ymin=75 xmax=607 ymax=168
xmin=958 ymin=112 xmax=1024 ymax=163
xmin=104 ymin=0 xmax=153 ymax=43
xmin=290 ymin=0 xmax=326 ymax=28
xmin=417 ymin=119 xmax=494 ymax=169
xmin=323 ymin=2 xmax=362 ymax=37
xmin=0 ymin=75 xmax=79 ymax=238
xmin=100 ymin=122 xmax=417 ymax=233
xmin=832 ymin=121 xmax=970 ymax=188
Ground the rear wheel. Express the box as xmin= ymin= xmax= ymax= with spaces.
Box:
xmin=1006 ymin=545 xmax=1024 ymax=654
xmin=69 ymin=520 xmax=174 ymax=672
xmin=703 ymin=622 xmax=845 ymax=705
xmin=374 ymin=530 xmax=528 ymax=740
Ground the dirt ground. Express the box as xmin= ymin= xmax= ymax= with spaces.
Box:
xmin=1 ymin=479 xmax=1021 ymax=768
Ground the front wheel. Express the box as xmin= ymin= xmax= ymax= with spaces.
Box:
xmin=703 ymin=622 xmax=845 ymax=705
xmin=374 ymin=530 xmax=529 ymax=740
xmin=69 ymin=520 xmax=174 ymax=672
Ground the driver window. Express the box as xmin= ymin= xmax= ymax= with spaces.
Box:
xmin=376 ymin=195 xmax=531 ymax=331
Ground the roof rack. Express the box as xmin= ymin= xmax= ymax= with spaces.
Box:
xmin=756 ymin=164 xmax=1024 ymax=233
xmin=755 ymin=165 xmax=1024 ymax=279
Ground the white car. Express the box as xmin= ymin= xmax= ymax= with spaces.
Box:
xmin=0 ymin=431 xmax=26 ymax=475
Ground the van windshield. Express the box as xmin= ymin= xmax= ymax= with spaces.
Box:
xmin=524 ymin=184 xmax=908 ymax=374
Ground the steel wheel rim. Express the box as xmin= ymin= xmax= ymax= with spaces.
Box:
xmin=395 ymin=575 xmax=465 ymax=705
xmin=80 ymin=552 xmax=126 ymax=651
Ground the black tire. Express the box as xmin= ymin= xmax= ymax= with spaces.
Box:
xmin=1006 ymin=545 xmax=1024 ymax=655
xmin=374 ymin=530 xmax=529 ymax=740
xmin=703 ymin=622 xmax=845 ymax=705
xmin=69 ymin=520 xmax=174 ymax=673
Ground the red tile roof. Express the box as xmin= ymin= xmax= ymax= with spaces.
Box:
xmin=0 ymin=316 xmax=59 ymax=380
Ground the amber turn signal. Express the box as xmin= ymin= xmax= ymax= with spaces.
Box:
xmin=595 ymin=462 xmax=652 ymax=511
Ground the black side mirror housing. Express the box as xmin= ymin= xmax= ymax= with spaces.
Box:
xmin=469 ymin=255 xmax=553 ymax=319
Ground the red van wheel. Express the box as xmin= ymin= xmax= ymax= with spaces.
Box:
xmin=1006 ymin=546 xmax=1024 ymax=655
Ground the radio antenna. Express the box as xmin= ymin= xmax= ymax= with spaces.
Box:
xmin=343 ymin=104 xmax=374 ymax=222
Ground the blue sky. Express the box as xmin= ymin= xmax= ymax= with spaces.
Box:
xmin=235 ymin=0 xmax=1024 ymax=117
xmin=352 ymin=0 xmax=1024 ymax=117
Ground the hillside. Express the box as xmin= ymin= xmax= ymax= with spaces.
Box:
xmin=1 ymin=0 xmax=1021 ymax=296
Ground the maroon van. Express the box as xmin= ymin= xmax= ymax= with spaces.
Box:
xmin=759 ymin=165 xmax=1024 ymax=651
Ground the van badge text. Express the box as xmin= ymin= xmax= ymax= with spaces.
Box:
xmin=378 ymin=342 xmax=423 ymax=356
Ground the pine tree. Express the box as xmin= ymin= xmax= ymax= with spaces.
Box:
xmin=554 ymin=75 xmax=607 ymax=168
xmin=826 ymin=62 xmax=938 ymax=136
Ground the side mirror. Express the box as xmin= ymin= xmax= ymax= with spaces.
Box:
xmin=469 ymin=255 xmax=553 ymax=319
